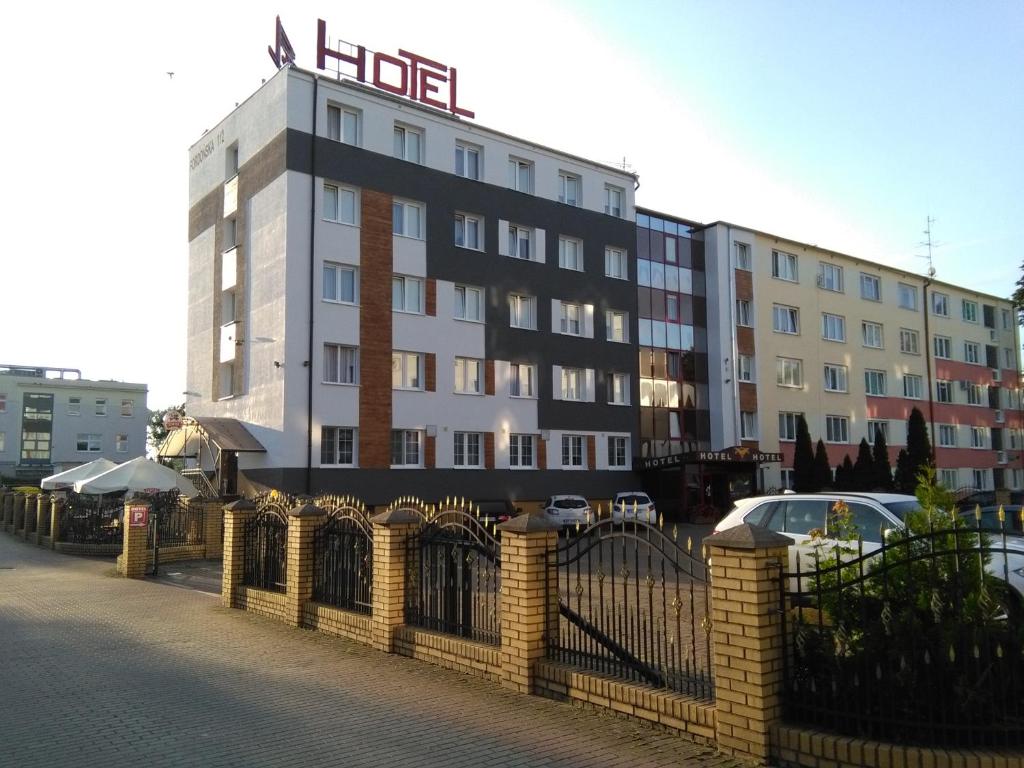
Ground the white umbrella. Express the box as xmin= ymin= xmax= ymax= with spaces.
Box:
xmin=41 ymin=458 xmax=120 ymax=491
xmin=73 ymin=456 xmax=198 ymax=498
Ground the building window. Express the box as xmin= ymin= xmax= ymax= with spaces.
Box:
xmin=323 ymin=184 xmax=357 ymax=224
xmin=561 ymin=367 xmax=583 ymax=401
xmin=562 ymin=434 xmax=584 ymax=467
xmin=737 ymin=355 xmax=754 ymax=383
xmin=936 ymin=380 xmax=953 ymax=403
xmin=823 ymin=364 xmax=848 ymax=393
xmin=899 ymin=328 xmax=920 ymax=355
xmin=970 ymin=426 xmax=988 ymax=449
xmin=392 ymin=200 xmax=424 ymax=239
xmin=509 ymin=434 xmax=535 ymax=468
xmin=777 ymin=357 xmax=803 ymax=388
xmin=321 ymin=427 xmax=356 ymax=466
xmin=966 ymin=383 xmax=983 ymax=406
xmin=508 ymin=157 xmax=533 ymax=193
xmin=740 ymin=412 xmax=757 ymax=440
xmin=821 ymin=313 xmax=846 ymax=342
xmin=558 ymin=237 xmax=583 ymax=271
xmin=327 ymin=105 xmax=360 ymax=145
xmin=95 ymin=398 xmax=107 ymax=416
xmin=68 ymin=397 xmax=81 ymax=416
xmin=736 ymin=300 xmax=753 ymax=327
xmin=939 ymin=469 xmax=958 ymax=489
xmin=772 ymin=304 xmax=799 ymax=334
xmin=454 ymin=357 xmax=482 ymax=394
xmin=735 ymin=242 xmax=751 ymax=270
xmin=454 ymin=213 xmax=483 ymax=250
xmin=392 ymin=276 xmax=424 ymax=314
xmin=964 ymin=342 xmax=980 ymax=364
xmin=962 ymin=299 xmax=979 ymax=323
xmin=454 ymin=285 xmax=483 ymax=322
xmin=771 ymin=250 xmax=798 ymax=282
xmin=819 ymin=263 xmax=844 ymax=292
xmin=860 ymin=273 xmax=881 ymax=301
xmin=455 ymin=141 xmax=481 ymax=180
xmin=938 ymin=424 xmax=957 ymax=448
xmin=867 ymin=420 xmax=889 ymax=443
xmin=323 ymin=263 xmax=358 ymax=304
xmin=862 ymin=321 xmax=883 ymax=349
xmin=115 ymin=434 xmax=128 ymax=453
xmin=393 ymin=123 xmax=423 ymax=163
xmin=559 ymin=172 xmax=581 ymax=206
xmin=606 ymin=311 xmax=628 ymax=343
xmin=903 ymin=374 xmax=923 ymax=399
xmin=509 ymin=294 xmax=536 ymax=330
xmin=972 ymin=469 xmax=988 ymax=489
xmin=932 ymin=292 xmax=949 ymax=316
xmin=779 ymin=412 xmax=803 ymax=442
xmin=605 ymin=247 xmax=627 ymax=280
xmin=390 ymin=430 xmax=422 ymax=467
xmin=898 ymin=283 xmax=918 ymax=310
xmin=1006 ymin=348 xmax=1014 ymax=368
xmin=779 ymin=469 xmax=796 ymax=490
xmin=608 ymin=373 xmax=629 ymax=405
xmin=0 ymin=431 xmax=5 ymax=452
xmin=559 ymin=302 xmax=582 ymax=336
xmin=120 ymin=399 xmax=134 ymax=417
xmin=608 ymin=436 xmax=628 ymax=467
xmin=76 ymin=434 xmax=102 ymax=452
xmin=666 ymin=295 xmax=680 ymax=322
xmin=1002 ymin=308 xmax=1012 ymax=330
xmin=509 ymin=364 xmax=536 ymax=398
xmin=323 ymin=344 xmax=358 ymax=385
xmin=665 ymin=237 xmax=677 ymax=264
xmin=865 ymin=369 xmax=887 ymax=396
xmin=453 ymin=432 xmax=482 ymax=468
xmin=508 ymin=224 xmax=533 ymax=260
xmin=0 ymin=394 xmax=5 ymax=413
xmin=934 ymin=335 xmax=952 ymax=359
xmin=391 ymin=352 xmax=423 ymax=390
xmin=604 ymin=185 xmax=624 ymax=216
xmin=826 ymin=415 xmax=849 ymax=443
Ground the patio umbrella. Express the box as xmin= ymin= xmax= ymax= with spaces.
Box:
xmin=73 ymin=456 xmax=199 ymax=498
xmin=40 ymin=458 xmax=120 ymax=491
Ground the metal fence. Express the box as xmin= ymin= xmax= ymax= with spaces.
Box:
xmin=144 ymin=491 xmax=205 ymax=548
xmin=59 ymin=492 xmax=126 ymax=546
xmin=546 ymin=518 xmax=714 ymax=700
xmin=780 ymin=514 xmax=1024 ymax=748
xmin=243 ymin=507 xmax=287 ymax=593
xmin=312 ymin=495 xmax=372 ymax=614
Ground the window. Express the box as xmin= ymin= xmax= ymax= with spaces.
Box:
xmin=224 ymin=218 xmax=237 ymax=249
xmin=509 ymin=294 xmax=536 ymax=329
xmin=938 ymin=424 xmax=957 ymax=448
xmin=327 ymin=105 xmax=360 ymax=145
xmin=860 ymin=273 xmax=881 ymax=301
xmin=393 ymin=123 xmax=422 ymax=163
xmin=321 ymin=427 xmax=356 ymax=466
xmin=972 ymin=469 xmax=988 ymax=489
xmin=971 ymin=426 xmax=988 ymax=449
xmin=323 ymin=263 xmax=358 ymax=304
xmin=95 ymin=398 xmax=107 ymax=416
xmin=933 ymin=335 xmax=952 ymax=359
xmin=454 ymin=285 xmax=483 ymax=322
xmin=115 ymin=434 xmax=128 ymax=453
xmin=771 ymin=249 xmax=798 ymax=281
xmin=737 ymin=355 xmax=754 ymax=383
xmin=898 ymin=283 xmax=918 ymax=310
xmin=932 ymin=292 xmax=949 ymax=316
xmin=826 ymin=415 xmax=849 ymax=443
xmin=777 ymin=357 xmax=803 ymax=388
xmin=903 ymin=374 xmax=923 ymax=399
xmin=865 ymin=369 xmax=887 ymax=396
xmin=964 ymin=342 xmax=980 ymax=364
xmin=605 ymin=247 xmax=627 ymax=279
xmin=665 ymin=295 xmax=680 ymax=322
xmin=508 ymin=225 xmax=532 ymax=260
xmin=454 ymin=357 xmax=482 ymax=394
xmin=390 ymin=430 xmax=422 ymax=467
xmin=558 ymin=237 xmax=583 ymax=271
xmin=780 ymin=469 xmax=795 ymax=490
xmin=562 ymin=434 xmax=584 ymax=467
xmin=454 ymin=213 xmax=483 ymax=250
xmin=0 ymin=393 xmax=5 ymax=413
xmin=735 ymin=242 xmax=751 ymax=270
xmin=936 ymin=380 xmax=953 ymax=403
xmin=899 ymin=328 xmax=920 ymax=355
xmin=862 ymin=321 xmax=883 ymax=349
xmin=226 ymin=144 xmax=238 ymax=177
xmin=608 ymin=373 xmax=629 ymax=405
xmin=392 ymin=276 xmax=424 ymax=314
xmin=772 ymin=304 xmax=799 ymax=334
xmin=665 ymin=237 xmax=677 ymax=264
xmin=867 ymin=420 xmax=889 ymax=443
xmin=966 ymin=383 xmax=983 ymax=405
xmin=0 ymin=431 xmax=4 ymax=452
xmin=76 ymin=434 xmax=102 ymax=452
xmin=219 ymin=362 xmax=235 ymax=399
xmin=821 ymin=313 xmax=846 ymax=342
xmin=962 ymin=299 xmax=979 ymax=323
xmin=819 ymin=263 xmax=843 ymax=292
xmin=68 ymin=397 xmax=81 ymax=416
xmin=323 ymin=184 xmax=357 ymax=224
xmin=779 ymin=412 xmax=803 ymax=442
xmin=561 ymin=367 xmax=583 ymax=401
xmin=509 ymin=364 xmax=536 ymax=398
xmin=120 ymin=399 xmax=134 ymax=417
xmin=559 ymin=302 xmax=582 ymax=336
xmin=453 ymin=432 xmax=482 ymax=467
xmin=558 ymin=172 xmax=581 ymax=206
xmin=740 ymin=412 xmax=757 ymax=439
xmin=509 ymin=434 xmax=535 ymax=468
xmin=1006 ymin=348 xmax=1015 ymax=369
xmin=392 ymin=200 xmax=424 ymax=239
xmin=608 ymin=436 xmax=628 ymax=467
xmin=823 ymin=364 xmax=848 ymax=393
xmin=455 ymin=142 xmax=480 ymax=180
xmin=323 ymin=344 xmax=359 ymax=384
xmin=1002 ymin=308 xmax=1012 ymax=330
xmin=604 ymin=185 xmax=624 ymax=216
xmin=736 ymin=300 xmax=753 ymax=327
xmin=939 ymin=469 xmax=958 ymax=489
xmin=606 ymin=311 xmax=628 ymax=343
xmin=391 ymin=352 xmax=423 ymax=390
xmin=508 ymin=157 xmax=533 ymax=193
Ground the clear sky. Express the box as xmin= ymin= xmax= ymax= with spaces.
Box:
xmin=5 ymin=0 xmax=1021 ymax=411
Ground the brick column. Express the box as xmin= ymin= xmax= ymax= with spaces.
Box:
xmin=119 ymin=501 xmax=152 ymax=579
xmin=707 ymin=524 xmax=791 ymax=764
xmin=199 ymin=499 xmax=224 ymax=559
xmin=285 ymin=502 xmax=325 ymax=628
xmin=22 ymin=495 xmax=37 ymax=540
xmin=222 ymin=499 xmax=257 ymax=609
xmin=49 ymin=497 xmax=62 ymax=548
xmin=0 ymin=491 xmax=12 ymax=531
xmin=497 ymin=514 xmax=559 ymax=693
xmin=369 ymin=509 xmax=421 ymax=653
xmin=13 ymin=494 xmax=25 ymax=534
xmin=34 ymin=493 xmax=49 ymax=545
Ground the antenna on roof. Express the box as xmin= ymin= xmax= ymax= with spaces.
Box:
xmin=917 ymin=215 xmax=938 ymax=278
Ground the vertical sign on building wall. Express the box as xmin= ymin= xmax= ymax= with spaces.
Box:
xmin=268 ymin=15 xmax=296 ymax=69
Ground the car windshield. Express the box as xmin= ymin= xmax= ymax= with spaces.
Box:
xmin=881 ymin=500 xmax=922 ymax=520
xmin=554 ymin=499 xmax=587 ymax=509
xmin=617 ymin=495 xmax=650 ymax=506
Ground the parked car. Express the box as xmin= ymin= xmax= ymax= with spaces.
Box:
xmin=474 ymin=499 xmax=519 ymax=529
xmin=542 ymin=495 xmax=592 ymax=531
xmin=957 ymin=505 xmax=1024 ymax=535
xmin=611 ymin=491 xmax=657 ymax=524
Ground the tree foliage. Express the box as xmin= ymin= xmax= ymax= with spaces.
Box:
xmin=1012 ymin=259 xmax=1024 ymax=325
xmin=906 ymin=407 xmax=933 ymax=482
xmin=852 ymin=438 xmax=874 ymax=490
xmin=792 ymin=415 xmax=817 ymax=491
xmin=894 ymin=448 xmax=915 ymax=493
xmin=813 ymin=439 xmax=832 ymax=491
xmin=871 ymin=429 xmax=894 ymax=491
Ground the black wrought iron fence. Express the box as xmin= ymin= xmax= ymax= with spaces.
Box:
xmin=780 ymin=512 xmax=1024 ymax=748
xmin=405 ymin=505 xmax=500 ymax=645
xmin=59 ymin=492 xmax=126 ymax=546
xmin=243 ymin=510 xmax=287 ymax=592
xmin=143 ymin=491 xmax=205 ymax=548
xmin=547 ymin=517 xmax=714 ymax=700
xmin=312 ymin=495 xmax=372 ymax=614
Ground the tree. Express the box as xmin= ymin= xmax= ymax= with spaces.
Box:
xmin=813 ymin=439 xmax=832 ymax=490
xmin=871 ymin=429 xmax=894 ymax=490
xmin=1012 ymin=259 xmax=1024 ymax=325
xmin=834 ymin=461 xmax=847 ymax=491
xmin=792 ymin=415 xmax=817 ymax=492
xmin=147 ymin=403 xmax=186 ymax=456
xmin=893 ymin=448 xmax=915 ymax=493
xmin=839 ymin=455 xmax=855 ymax=491
xmin=852 ymin=438 xmax=874 ymax=490
xmin=905 ymin=407 xmax=933 ymax=484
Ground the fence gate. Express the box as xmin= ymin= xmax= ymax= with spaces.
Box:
xmin=547 ymin=518 xmax=714 ymax=699
xmin=312 ymin=495 xmax=373 ymax=614
xmin=244 ymin=493 xmax=290 ymax=593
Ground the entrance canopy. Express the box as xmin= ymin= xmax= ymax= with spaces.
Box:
xmin=41 ymin=458 xmax=119 ymax=491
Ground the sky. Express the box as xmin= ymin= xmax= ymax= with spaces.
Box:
xmin=4 ymin=0 xmax=1021 ymax=410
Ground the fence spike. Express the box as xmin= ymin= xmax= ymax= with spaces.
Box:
xmin=998 ymin=505 xmax=1006 ymax=524
xmin=658 ymin=513 xmax=664 ymax=530
xmin=975 ymin=503 xmax=982 ymax=522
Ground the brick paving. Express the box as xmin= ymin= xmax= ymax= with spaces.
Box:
xmin=0 ymin=535 xmax=742 ymax=768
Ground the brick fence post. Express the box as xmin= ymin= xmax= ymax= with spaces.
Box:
xmin=221 ymin=499 xmax=256 ymax=609
xmin=34 ymin=493 xmax=49 ymax=545
xmin=285 ymin=502 xmax=325 ymax=628
xmin=706 ymin=523 xmax=791 ymax=765
xmin=22 ymin=494 xmax=37 ymax=541
xmin=118 ymin=501 xmax=152 ymax=579
xmin=50 ymin=497 xmax=62 ymax=549
xmin=497 ymin=514 xmax=560 ymax=694
xmin=369 ymin=509 xmax=421 ymax=653
xmin=13 ymin=493 xmax=26 ymax=535
xmin=200 ymin=499 xmax=224 ymax=560
xmin=1 ymin=491 xmax=12 ymax=531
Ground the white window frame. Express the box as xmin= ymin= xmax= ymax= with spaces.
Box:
xmin=559 ymin=302 xmax=583 ymax=336
xmin=736 ymin=300 xmax=753 ymax=327
xmin=558 ymin=236 xmax=584 ymax=271
xmin=323 ymin=183 xmax=357 ymax=225
xmin=966 ymin=383 xmax=983 ymax=406
xmin=509 ymin=433 xmax=536 ymax=469
xmin=823 ymin=364 xmax=848 ymax=393
xmin=607 ymin=436 xmax=628 ymax=468
xmin=95 ymin=398 xmax=107 ymax=416
xmin=455 ymin=141 xmax=481 ymax=180
xmin=558 ymin=171 xmax=581 ymax=206
xmin=970 ymin=426 xmax=988 ymax=449
xmin=391 ymin=352 xmax=423 ymax=391
xmin=777 ymin=357 xmax=803 ymax=388
xmin=561 ymin=367 xmax=584 ymax=401
xmin=771 ymin=249 xmax=798 ymax=282
xmin=962 ymin=299 xmax=979 ymax=323
xmin=737 ymin=354 xmax=755 ymax=383
xmin=862 ymin=321 xmax=883 ymax=349
xmin=76 ymin=433 xmax=102 ymax=453
xmin=932 ymin=292 xmax=949 ymax=316
xmin=964 ymin=342 xmax=980 ymax=364
xmin=938 ymin=424 xmax=957 ymax=448
xmin=0 ymin=394 xmax=5 ymax=413
xmin=818 ymin=262 xmax=844 ymax=292
xmin=509 ymin=294 xmax=537 ymax=330
xmin=454 ymin=212 xmax=484 ymax=251
xmin=903 ymin=374 xmax=923 ymax=400
xmin=68 ymin=397 xmax=81 ymax=416
xmin=392 ymin=276 xmax=424 ymax=314
xmin=561 ymin=434 xmax=585 ymax=468
xmin=453 ymin=357 xmax=483 ymax=395
xmin=740 ymin=411 xmax=757 ymax=439
xmin=860 ymin=273 xmax=881 ymax=301
xmin=454 ymin=285 xmax=483 ymax=323
xmin=327 ymin=104 xmax=360 ymax=145
xmin=391 ymin=429 xmax=423 ymax=467
xmin=608 ymin=372 xmax=629 ymax=405
xmin=604 ymin=184 xmax=624 ymax=217
xmin=897 ymin=282 xmax=918 ymax=310
xmin=935 ymin=380 xmax=953 ymax=403
xmin=939 ymin=468 xmax=959 ymax=489
xmin=453 ymin=431 xmax=483 ymax=468
xmin=508 ymin=157 xmax=534 ymax=193
xmin=392 ymin=199 xmax=424 ymax=239
xmin=115 ymin=434 xmax=128 ymax=453
xmin=508 ymin=224 xmax=533 ymax=260
xmin=120 ymin=399 xmax=134 ymax=417
xmin=735 ymin=242 xmax=752 ymax=270
xmin=865 ymin=369 xmax=887 ymax=396
xmin=393 ymin=123 xmax=423 ymax=163
xmin=826 ymin=415 xmax=849 ymax=444
xmin=934 ymin=335 xmax=952 ymax=359
xmin=605 ymin=247 xmax=628 ymax=280
xmin=899 ymin=328 xmax=920 ymax=355
xmin=321 ymin=426 xmax=357 ymax=467
xmin=323 ymin=262 xmax=358 ymax=304
xmin=772 ymin=304 xmax=799 ymax=334
xmin=323 ymin=344 xmax=359 ymax=385
xmin=821 ymin=313 xmax=846 ymax=342
xmin=779 ymin=412 xmax=803 ymax=442
xmin=606 ymin=310 xmax=628 ymax=343
xmin=867 ymin=420 xmax=889 ymax=443
xmin=509 ymin=363 xmax=536 ymax=398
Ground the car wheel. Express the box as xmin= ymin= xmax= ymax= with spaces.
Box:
xmin=991 ymin=582 xmax=1024 ymax=625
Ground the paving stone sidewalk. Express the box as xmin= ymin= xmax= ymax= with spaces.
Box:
xmin=0 ymin=535 xmax=743 ymax=768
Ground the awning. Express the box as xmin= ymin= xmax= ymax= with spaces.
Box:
xmin=158 ymin=417 xmax=266 ymax=458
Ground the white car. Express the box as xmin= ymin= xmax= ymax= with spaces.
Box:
xmin=611 ymin=492 xmax=656 ymax=524
xmin=542 ymin=495 xmax=592 ymax=530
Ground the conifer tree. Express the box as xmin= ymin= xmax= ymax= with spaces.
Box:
xmin=853 ymin=438 xmax=874 ymax=490
xmin=872 ymin=429 xmax=894 ymax=490
xmin=906 ymin=407 xmax=933 ymax=482
xmin=813 ymin=439 xmax=833 ymax=490
xmin=792 ymin=415 xmax=816 ymax=491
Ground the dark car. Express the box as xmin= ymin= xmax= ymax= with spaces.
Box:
xmin=474 ymin=499 xmax=520 ymax=529
xmin=957 ymin=505 xmax=1024 ymax=534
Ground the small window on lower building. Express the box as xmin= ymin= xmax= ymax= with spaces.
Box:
xmin=562 ymin=434 xmax=584 ymax=468
xmin=454 ymin=432 xmax=482 ymax=468
xmin=390 ymin=430 xmax=422 ymax=467
xmin=509 ymin=434 xmax=535 ymax=468
xmin=115 ymin=434 xmax=128 ymax=453
xmin=321 ymin=427 xmax=356 ymax=466
xmin=607 ymin=436 xmax=628 ymax=468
